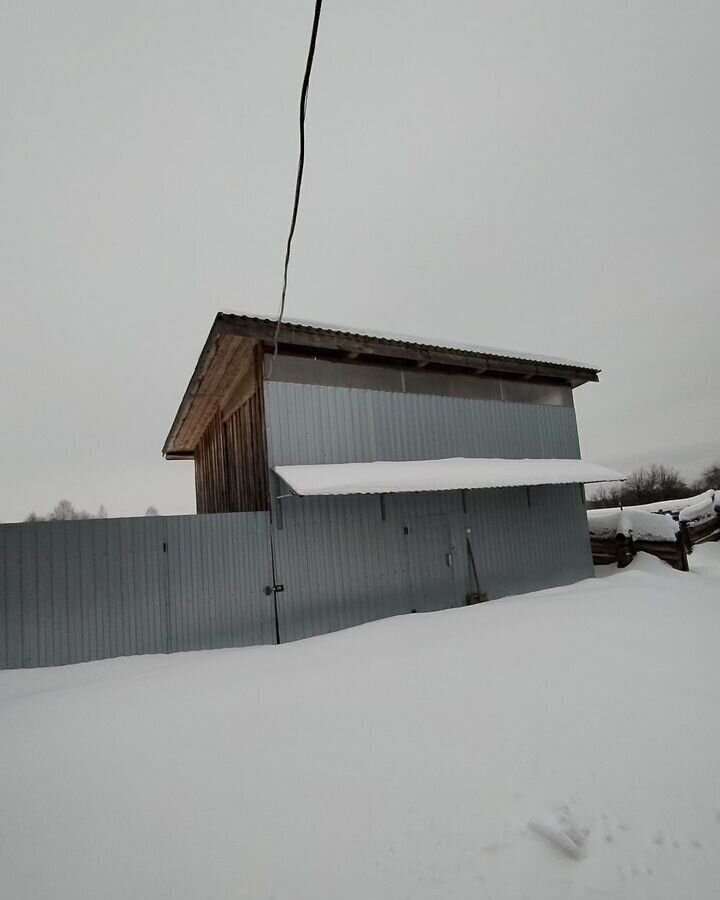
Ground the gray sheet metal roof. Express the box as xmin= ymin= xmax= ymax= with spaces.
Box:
xmin=222 ymin=310 xmax=600 ymax=373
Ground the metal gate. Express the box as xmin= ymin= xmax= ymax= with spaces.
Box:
xmin=272 ymin=497 xmax=464 ymax=643
xmin=0 ymin=513 xmax=275 ymax=669
xmin=402 ymin=514 xmax=459 ymax=613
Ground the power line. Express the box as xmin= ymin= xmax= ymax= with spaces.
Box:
xmin=272 ymin=0 xmax=323 ymax=358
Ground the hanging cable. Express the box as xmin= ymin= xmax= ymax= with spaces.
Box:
xmin=271 ymin=0 xmax=323 ymax=360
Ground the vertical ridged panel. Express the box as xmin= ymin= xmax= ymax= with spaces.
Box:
xmin=164 ymin=512 xmax=275 ymax=653
xmin=1 ymin=489 xmax=592 ymax=669
xmin=464 ymin=484 xmax=593 ymax=599
xmin=273 ymin=484 xmax=592 ymax=640
xmin=0 ymin=512 xmax=275 ymax=669
xmin=273 ymin=493 xmax=470 ymax=642
xmin=265 ymin=382 xmax=581 ymax=466
xmin=274 ymin=495 xmax=414 ymax=642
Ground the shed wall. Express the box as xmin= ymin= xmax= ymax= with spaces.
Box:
xmin=195 ymin=389 xmax=268 ymax=514
xmin=271 ymin=484 xmax=593 ymax=642
xmin=264 ymin=381 xmax=581 ymax=467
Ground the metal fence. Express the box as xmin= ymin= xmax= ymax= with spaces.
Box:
xmin=0 ymin=513 xmax=275 ymax=669
xmin=1 ymin=486 xmax=594 ymax=670
xmin=271 ymin=485 xmax=593 ymax=643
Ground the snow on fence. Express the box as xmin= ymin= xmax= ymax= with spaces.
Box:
xmin=678 ymin=490 xmax=720 ymax=548
xmin=587 ymin=489 xmax=720 ymax=570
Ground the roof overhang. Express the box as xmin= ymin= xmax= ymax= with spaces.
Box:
xmin=163 ymin=313 xmax=601 ymax=458
xmin=274 ymin=457 xmax=625 ymax=497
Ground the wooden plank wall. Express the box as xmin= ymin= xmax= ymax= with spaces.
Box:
xmin=195 ymin=388 xmax=269 ymax=514
xmin=225 ymin=388 xmax=269 ymax=512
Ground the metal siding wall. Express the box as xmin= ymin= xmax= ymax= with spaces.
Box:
xmin=273 ymin=495 xmax=418 ymax=642
xmin=464 ymin=484 xmax=593 ymax=599
xmin=0 ymin=513 xmax=275 ymax=669
xmin=264 ymin=382 xmax=581 ymax=466
xmin=272 ymin=484 xmax=592 ymax=640
xmin=272 ymin=492 xmax=469 ymax=642
xmin=265 ymin=382 xmax=589 ymax=638
xmin=265 ymin=382 xmax=379 ymax=465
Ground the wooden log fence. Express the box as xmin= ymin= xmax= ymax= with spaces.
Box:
xmin=590 ymin=507 xmax=718 ymax=571
xmin=590 ymin=533 xmax=689 ymax=571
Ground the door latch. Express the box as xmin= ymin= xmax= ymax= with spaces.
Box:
xmin=264 ymin=584 xmax=285 ymax=596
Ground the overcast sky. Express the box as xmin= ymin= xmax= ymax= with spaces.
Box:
xmin=1 ymin=1 xmax=718 ymax=522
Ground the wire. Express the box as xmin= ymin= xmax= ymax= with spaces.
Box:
xmin=272 ymin=0 xmax=324 ymax=359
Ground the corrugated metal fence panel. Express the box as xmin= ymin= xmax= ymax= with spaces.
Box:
xmin=274 ymin=495 xmax=419 ymax=642
xmin=165 ymin=513 xmax=275 ymax=652
xmin=464 ymin=484 xmax=593 ymax=599
xmin=0 ymin=518 xmax=168 ymax=668
xmin=273 ymin=485 xmax=592 ymax=641
xmin=264 ymin=381 xmax=581 ymax=466
xmin=273 ymin=492 xmax=470 ymax=643
xmin=0 ymin=513 xmax=275 ymax=669
xmin=1 ymin=494 xmax=592 ymax=668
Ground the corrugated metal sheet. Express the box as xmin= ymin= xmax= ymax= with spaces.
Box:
xmin=226 ymin=311 xmax=599 ymax=371
xmin=272 ymin=493 xmax=465 ymax=643
xmin=463 ymin=484 xmax=594 ymax=599
xmin=272 ymin=484 xmax=592 ymax=642
xmin=166 ymin=382 xmax=590 ymax=644
xmin=2 ymin=362 xmax=594 ymax=671
xmin=0 ymin=513 xmax=275 ymax=670
xmin=165 ymin=513 xmax=275 ymax=652
xmin=264 ymin=382 xmax=581 ymax=467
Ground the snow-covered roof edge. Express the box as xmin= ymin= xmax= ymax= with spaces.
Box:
xmin=275 ymin=457 xmax=623 ymax=497
xmin=220 ymin=310 xmax=600 ymax=373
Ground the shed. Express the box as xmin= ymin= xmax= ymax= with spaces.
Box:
xmin=163 ymin=312 xmax=620 ymax=642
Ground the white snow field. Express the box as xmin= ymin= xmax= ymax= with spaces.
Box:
xmin=1 ymin=546 xmax=720 ymax=900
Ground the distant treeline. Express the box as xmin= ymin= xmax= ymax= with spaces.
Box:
xmin=588 ymin=463 xmax=720 ymax=509
xmin=26 ymin=501 xmax=159 ymax=521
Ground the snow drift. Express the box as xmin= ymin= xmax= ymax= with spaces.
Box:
xmin=1 ymin=546 xmax=720 ymax=900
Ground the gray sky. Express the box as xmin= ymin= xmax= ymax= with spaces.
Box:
xmin=1 ymin=0 xmax=718 ymax=522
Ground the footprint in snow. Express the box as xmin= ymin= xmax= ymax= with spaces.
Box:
xmin=529 ymin=809 xmax=588 ymax=859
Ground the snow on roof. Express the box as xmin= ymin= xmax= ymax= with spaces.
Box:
xmin=221 ymin=310 xmax=599 ymax=372
xmin=275 ymin=457 xmax=624 ymax=497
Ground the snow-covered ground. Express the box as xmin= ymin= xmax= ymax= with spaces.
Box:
xmin=2 ymin=546 xmax=720 ymax=900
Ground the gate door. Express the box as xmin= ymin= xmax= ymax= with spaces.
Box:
xmin=403 ymin=514 xmax=461 ymax=613
xmin=165 ymin=512 xmax=276 ymax=652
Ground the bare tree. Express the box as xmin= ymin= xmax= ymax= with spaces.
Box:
xmin=145 ymin=505 xmax=159 ymax=516
xmin=26 ymin=500 xmax=107 ymax=521
xmin=588 ymin=464 xmax=690 ymax=509
xmin=621 ymin=464 xmax=688 ymax=505
xmin=50 ymin=499 xmax=78 ymax=520
xmin=692 ymin=463 xmax=720 ymax=492
xmin=587 ymin=484 xmax=624 ymax=509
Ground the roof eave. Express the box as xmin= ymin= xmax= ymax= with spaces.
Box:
xmin=163 ymin=313 xmax=601 ymax=457
xmin=217 ymin=313 xmax=600 ymax=384
xmin=162 ymin=315 xmax=225 ymax=458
